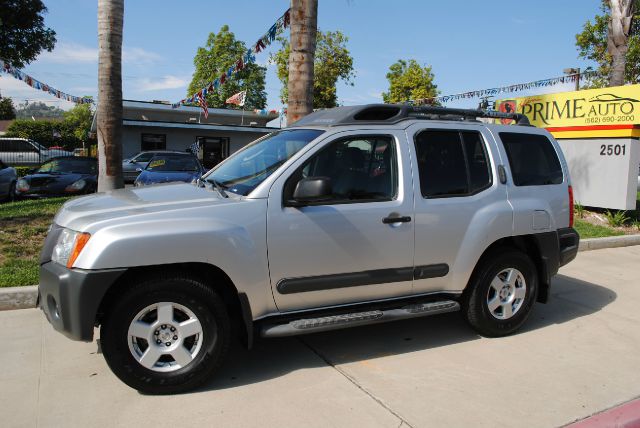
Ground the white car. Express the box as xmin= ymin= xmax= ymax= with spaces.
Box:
xmin=0 ymin=138 xmax=73 ymax=166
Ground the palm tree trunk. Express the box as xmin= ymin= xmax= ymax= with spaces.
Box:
xmin=287 ymin=0 xmax=318 ymax=124
xmin=608 ymin=0 xmax=634 ymax=87
xmin=97 ymin=0 xmax=124 ymax=191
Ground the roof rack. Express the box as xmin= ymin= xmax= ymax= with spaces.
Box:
xmin=290 ymin=104 xmax=531 ymax=127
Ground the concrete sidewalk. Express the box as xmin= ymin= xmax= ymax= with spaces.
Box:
xmin=1 ymin=246 xmax=639 ymax=427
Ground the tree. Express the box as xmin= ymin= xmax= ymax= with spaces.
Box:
xmin=0 ymin=0 xmax=56 ymax=67
xmin=382 ymin=59 xmax=439 ymax=104
xmin=576 ymin=0 xmax=640 ymax=87
xmin=15 ymin=101 xmax=65 ymax=119
xmin=0 ymin=97 xmax=16 ymax=120
xmin=187 ymin=25 xmax=266 ymax=110
xmin=609 ymin=0 xmax=635 ymax=85
xmin=62 ymin=102 xmax=93 ymax=142
xmin=97 ymin=0 xmax=124 ymax=191
xmin=287 ymin=0 xmax=318 ymax=124
xmin=272 ymin=30 xmax=355 ymax=108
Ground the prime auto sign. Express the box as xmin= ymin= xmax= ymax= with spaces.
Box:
xmin=496 ymin=84 xmax=640 ymax=138
xmin=497 ymin=84 xmax=640 ymax=210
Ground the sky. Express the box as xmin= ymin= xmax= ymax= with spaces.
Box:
xmin=0 ymin=0 xmax=603 ymax=113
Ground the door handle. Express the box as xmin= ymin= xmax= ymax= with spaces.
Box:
xmin=382 ymin=215 xmax=412 ymax=224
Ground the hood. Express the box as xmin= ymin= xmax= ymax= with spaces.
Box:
xmin=54 ymin=182 xmax=232 ymax=231
xmin=24 ymin=172 xmax=89 ymax=188
xmin=136 ymin=170 xmax=202 ymax=185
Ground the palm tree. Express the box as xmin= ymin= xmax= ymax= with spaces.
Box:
xmin=97 ymin=0 xmax=124 ymax=191
xmin=286 ymin=0 xmax=318 ymax=124
xmin=608 ymin=0 xmax=635 ymax=86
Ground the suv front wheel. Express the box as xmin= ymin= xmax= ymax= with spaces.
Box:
xmin=463 ymin=249 xmax=538 ymax=337
xmin=100 ymin=274 xmax=230 ymax=394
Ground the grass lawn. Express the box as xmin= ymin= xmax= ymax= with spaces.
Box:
xmin=574 ymin=218 xmax=625 ymax=239
xmin=0 ymin=197 xmax=72 ymax=287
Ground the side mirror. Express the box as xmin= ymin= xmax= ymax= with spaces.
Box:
xmin=128 ymin=159 xmax=137 ymax=164
xmin=135 ymin=168 xmax=143 ymax=173
xmin=290 ymin=177 xmax=332 ymax=206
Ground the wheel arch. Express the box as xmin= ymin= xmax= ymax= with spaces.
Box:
xmin=466 ymin=234 xmax=557 ymax=304
xmin=96 ymin=262 xmax=254 ymax=348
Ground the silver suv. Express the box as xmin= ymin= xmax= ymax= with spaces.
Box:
xmin=38 ymin=105 xmax=579 ymax=394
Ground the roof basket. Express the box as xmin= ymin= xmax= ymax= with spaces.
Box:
xmin=290 ymin=104 xmax=531 ymax=127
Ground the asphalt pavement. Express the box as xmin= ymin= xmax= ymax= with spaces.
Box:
xmin=1 ymin=245 xmax=639 ymax=428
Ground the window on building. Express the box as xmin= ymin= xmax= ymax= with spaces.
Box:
xmin=499 ymin=132 xmax=563 ymax=186
xmin=141 ymin=134 xmax=166 ymax=151
xmin=415 ymin=130 xmax=492 ymax=198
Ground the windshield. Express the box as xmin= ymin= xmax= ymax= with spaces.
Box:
xmin=37 ymin=158 xmax=96 ymax=174
xmin=204 ymin=129 xmax=324 ymax=196
xmin=145 ymin=155 xmax=201 ymax=172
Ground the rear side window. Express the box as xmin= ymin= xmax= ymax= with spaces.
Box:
xmin=499 ymin=133 xmax=563 ymax=186
xmin=414 ymin=130 xmax=492 ymax=198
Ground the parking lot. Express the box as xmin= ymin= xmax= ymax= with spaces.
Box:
xmin=1 ymin=245 xmax=639 ymax=428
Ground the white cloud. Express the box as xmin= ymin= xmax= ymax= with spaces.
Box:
xmin=39 ymin=41 xmax=162 ymax=65
xmin=136 ymin=75 xmax=189 ymax=92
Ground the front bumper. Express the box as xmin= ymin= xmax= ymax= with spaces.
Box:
xmin=38 ymin=262 xmax=126 ymax=342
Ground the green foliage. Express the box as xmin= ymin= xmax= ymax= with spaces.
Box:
xmin=574 ymin=201 xmax=585 ymax=219
xmin=0 ymin=0 xmax=56 ymax=68
xmin=0 ymin=97 xmax=16 ymax=120
xmin=574 ymin=219 xmax=625 ymax=238
xmin=382 ymin=59 xmax=438 ymax=104
xmin=6 ymin=102 xmax=94 ymax=148
xmin=187 ymin=25 xmax=266 ymax=110
xmin=0 ymin=196 xmax=70 ymax=220
xmin=272 ymin=30 xmax=355 ymax=108
xmin=62 ymin=102 xmax=93 ymax=142
xmin=575 ymin=0 xmax=640 ymax=87
xmin=15 ymin=101 xmax=65 ymax=119
xmin=604 ymin=209 xmax=630 ymax=227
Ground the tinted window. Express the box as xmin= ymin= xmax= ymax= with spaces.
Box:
xmin=133 ymin=152 xmax=156 ymax=163
xmin=415 ymin=130 xmax=491 ymax=198
xmin=146 ymin=155 xmax=201 ymax=172
xmin=289 ymin=135 xmax=397 ymax=202
xmin=37 ymin=158 xmax=97 ymax=174
xmin=500 ymin=132 xmax=563 ymax=186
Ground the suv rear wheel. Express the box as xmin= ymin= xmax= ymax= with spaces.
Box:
xmin=463 ymin=249 xmax=538 ymax=337
xmin=100 ymin=274 xmax=230 ymax=394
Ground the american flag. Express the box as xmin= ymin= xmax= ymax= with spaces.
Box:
xmin=197 ymin=93 xmax=209 ymax=118
xmin=225 ymin=90 xmax=246 ymax=107
xmin=189 ymin=140 xmax=200 ymax=156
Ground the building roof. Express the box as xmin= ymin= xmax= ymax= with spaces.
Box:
xmin=123 ymin=119 xmax=277 ymax=133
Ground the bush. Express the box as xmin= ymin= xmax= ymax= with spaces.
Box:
xmin=605 ymin=210 xmax=630 ymax=227
xmin=574 ymin=201 xmax=585 ymax=219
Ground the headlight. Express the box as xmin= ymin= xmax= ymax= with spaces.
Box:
xmin=16 ymin=178 xmax=29 ymax=193
xmin=65 ymin=179 xmax=86 ymax=192
xmin=51 ymin=228 xmax=91 ymax=268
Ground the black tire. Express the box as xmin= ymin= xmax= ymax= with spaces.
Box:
xmin=462 ymin=249 xmax=538 ymax=337
xmin=100 ymin=273 xmax=231 ymax=394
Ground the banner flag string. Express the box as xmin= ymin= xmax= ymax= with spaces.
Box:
xmin=0 ymin=59 xmax=93 ymax=104
xmin=173 ymin=8 xmax=290 ymax=109
xmin=412 ymin=70 xmax=600 ymax=105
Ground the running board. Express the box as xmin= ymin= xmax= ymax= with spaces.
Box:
xmin=260 ymin=300 xmax=460 ymax=338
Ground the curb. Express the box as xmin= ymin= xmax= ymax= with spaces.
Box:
xmin=0 ymin=285 xmax=38 ymax=311
xmin=1 ymin=235 xmax=639 ymax=312
xmin=565 ymin=397 xmax=640 ymax=427
xmin=579 ymin=234 xmax=640 ymax=252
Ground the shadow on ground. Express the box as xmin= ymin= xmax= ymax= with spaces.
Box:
xmin=189 ymin=274 xmax=616 ymax=394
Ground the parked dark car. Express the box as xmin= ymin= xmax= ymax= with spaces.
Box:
xmin=0 ymin=160 xmax=17 ymax=202
xmin=122 ymin=150 xmax=186 ymax=183
xmin=134 ymin=153 xmax=204 ymax=187
xmin=15 ymin=157 xmax=97 ymax=198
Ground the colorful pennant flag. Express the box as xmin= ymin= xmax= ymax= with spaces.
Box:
xmin=225 ymin=90 xmax=247 ymax=106
xmin=0 ymin=59 xmax=93 ymax=105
